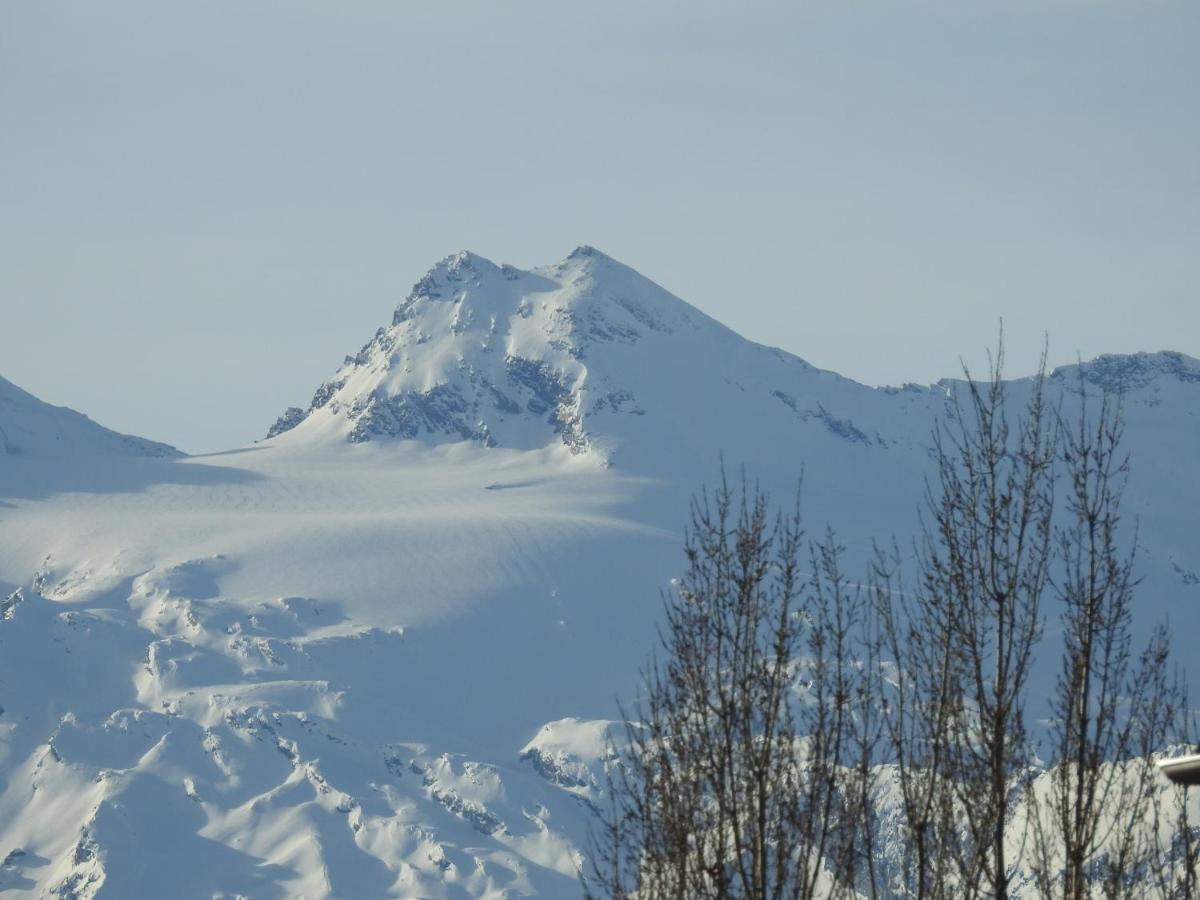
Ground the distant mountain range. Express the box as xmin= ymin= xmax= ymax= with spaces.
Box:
xmin=1 ymin=248 xmax=1197 ymax=897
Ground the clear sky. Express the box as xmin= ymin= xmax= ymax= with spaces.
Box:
xmin=2 ymin=1 xmax=1197 ymax=453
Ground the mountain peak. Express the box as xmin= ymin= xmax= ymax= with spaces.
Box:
xmin=265 ymin=247 xmax=869 ymax=465
xmin=439 ymin=249 xmax=499 ymax=277
xmin=1050 ymin=351 xmax=1200 ymax=392
xmin=563 ymin=244 xmax=611 ymax=264
xmin=267 ymin=247 xmax=742 ymax=454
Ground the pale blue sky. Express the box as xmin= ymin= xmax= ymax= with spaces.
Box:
xmin=2 ymin=1 xmax=1197 ymax=453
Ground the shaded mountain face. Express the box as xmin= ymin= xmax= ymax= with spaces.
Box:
xmin=0 ymin=375 xmax=179 ymax=458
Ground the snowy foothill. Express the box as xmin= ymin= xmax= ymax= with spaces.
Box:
xmin=1 ymin=247 xmax=1198 ymax=897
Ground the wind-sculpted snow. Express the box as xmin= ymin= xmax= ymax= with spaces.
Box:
xmin=0 ymin=439 xmax=684 ymax=897
xmin=0 ymin=539 xmax=625 ymax=897
xmin=0 ymin=248 xmax=1198 ymax=896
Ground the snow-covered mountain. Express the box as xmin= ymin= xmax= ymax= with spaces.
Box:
xmin=0 ymin=374 xmax=178 ymax=459
xmin=264 ymin=246 xmax=929 ymax=478
xmin=1 ymin=248 xmax=1197 ymax=897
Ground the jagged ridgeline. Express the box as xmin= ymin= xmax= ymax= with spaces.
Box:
xmin=1 ymin=246 xmax=1199 ymax=898
xmin=265 ymin=247 xmax=720 ymax=454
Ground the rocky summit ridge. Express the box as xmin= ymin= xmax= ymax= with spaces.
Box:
xmin=263 ymin=246 xmax=754 ymax=457
xmin=264 ymin=247 xmax=1200 ymax=481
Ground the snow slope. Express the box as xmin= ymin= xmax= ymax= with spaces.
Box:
xmin=265 ymin=247 xmax=929 ymax=479
xmin=0 ymin=374 xmax=179 ymax=459
xmin=1 ymin=248 xmax=1198 ymax=897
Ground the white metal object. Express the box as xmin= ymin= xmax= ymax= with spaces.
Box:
xmin=1158 ymin=754 xmax=1200 ymax=786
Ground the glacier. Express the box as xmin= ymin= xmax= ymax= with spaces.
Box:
xmin=1 ymin=247 xmax=1198 ymax=897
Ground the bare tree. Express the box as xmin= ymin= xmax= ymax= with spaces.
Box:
xmin=809 ymin=528 xmax=887 ymax=900
xmin=872 ymin=540 xmax=962 ymax=900
xmin=593 ymin=340 xmax=1194 ymax=899
xmin=874 ymin=341 xmax=1057 ymax=900
xmin=1024 ymin=383 xmax=1184 ymax=900
xmin=586 ymin=476 xmax=880 ymax=900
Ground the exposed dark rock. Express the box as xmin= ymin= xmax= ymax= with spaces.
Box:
xmin=266 ymin=407 xmax=306 ymax=439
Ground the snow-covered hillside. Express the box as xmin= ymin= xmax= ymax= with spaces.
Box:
xmin=265 ymin=247 xmax=930 ymax=480
xmin=0 ymin=374 xmax=178 ymax=459
xmin=1 ymin=248 xmax=1197 ymax=897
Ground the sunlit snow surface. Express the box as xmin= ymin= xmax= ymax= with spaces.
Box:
xmin=0 ymin=443 xmax=674 ymax=897
xmin=1 ymin=248 xmax=1197 ymax=897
